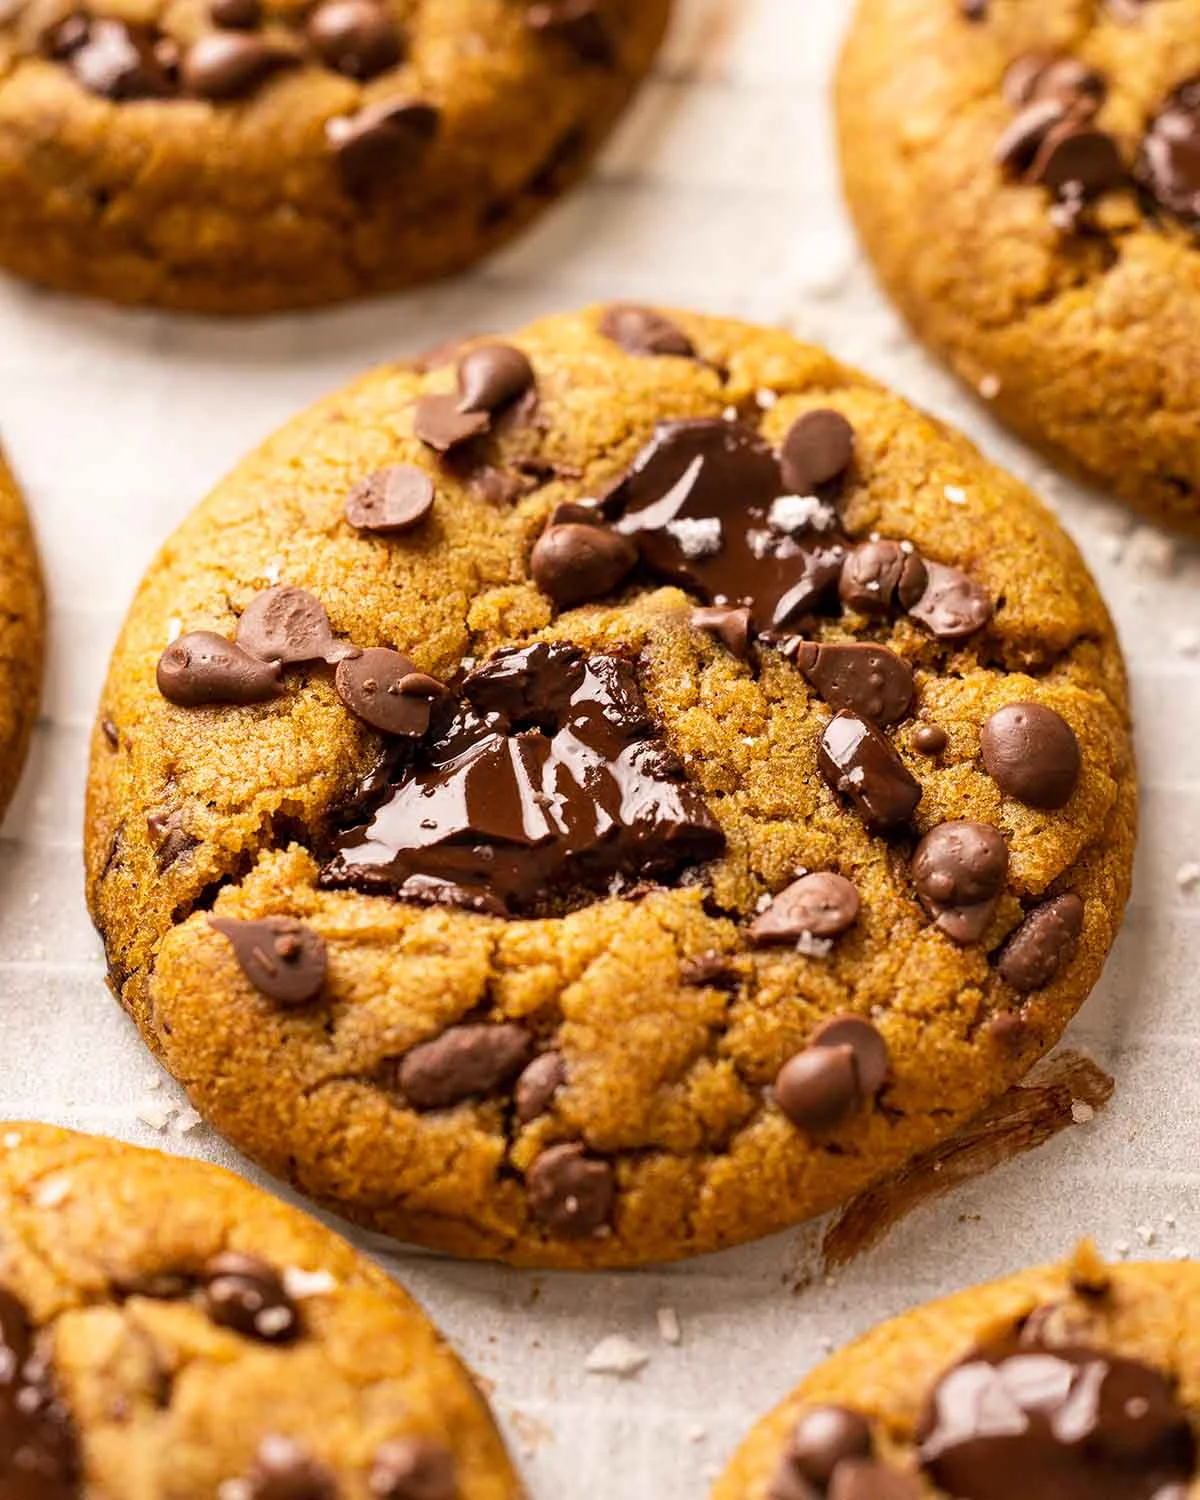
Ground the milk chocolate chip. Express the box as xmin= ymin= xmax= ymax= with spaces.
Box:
xmin=209 ymin=915 xmax=327 ymax=1005
xmin=346 ymin=466 xmax=435 ymax=534
xmin=750 ymin=872 xmax=860 ymax=945
xmin=912 ymin=821 xmax=1008 ymax=944
xmin=397 ymin=1023 xmax=534 ymax=1110
xmin=201 ymin=1253 xmax=301 ymax=1343
xmin=157 ymin=632 xmax=282 ymax=707
xmin=775 ymin=1015 xmax=889 ymax=1132
xmin=981 ymin=702 xmax=1081 ymax=808
xmin=997 ymin=892 xmax=1083 ymax=991
xmin=527 ymin=1142 xmax=614 ymax=1236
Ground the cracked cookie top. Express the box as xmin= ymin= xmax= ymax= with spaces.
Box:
xmin=837 ymin=0 xmax=1200 ymax=532
xmin=0 ymin=1123 xmax=522 ymax=1499
xmin=86 ymin=306 xmax=1134 ymax=1268
xmin=0 ymin=0 xmax=669 ymax=312
xmin=714 ymin=1247 xmax=1200 ymax=1500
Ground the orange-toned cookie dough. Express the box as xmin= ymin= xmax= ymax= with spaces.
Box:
xmin=0 ymin=449 xmax=44 ymax=822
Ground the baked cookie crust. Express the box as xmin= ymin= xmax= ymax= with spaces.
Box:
xmin=0 ymin=449 xmax=44 ymax=823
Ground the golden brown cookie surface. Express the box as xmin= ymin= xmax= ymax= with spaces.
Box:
xmin=714 ymin=1248 xmax=1200 ymax=1499
xmin=0 ymin=0 xmax=669 ymax=314
xmin=0 ymin=450 xmax=43 ymax=822
xmin=0 ymin=1122 xmax=522 ymax=1499
xmin=86 ymin=306 xmax=1134 ymax=1268
xmin=838 ymin=0 xmax=1200 ymax=532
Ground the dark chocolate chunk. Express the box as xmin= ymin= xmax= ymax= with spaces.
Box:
xmin=750 ymin=872 xmax=860 ymax=944
xmin=830 ymin=1464 xmax=921 ymax=1500
xmin=911 ymin=821 xmax=1008 ymax=945
xmin=156 ymin=631 xmax=282 ymax=707
xmin=679 ymin=952 xmax=739 ymax=990
xmin=57 ymin=16 xmax=176 ymax=99
xmin=691 ymin=604 xmax=751 ymax=659
xmin=817 ymin=711 xmax=921 ymax=830
xmin=245 ymin=1435 xmax=337 ymax=1500
xmin=209 ymin=915 xmax=327 ymax=1004
xmin=774 ymin=1015 xmax=890 ymax=1131
xmin=995 ymin=99 xmax=1071 ymax=175
xmin=306 ymin=0 xmax=401 ymax=80
xmin=980 ymin=702 xmax=1081 ymax=808
xmin=147 ymin=808 xmax=199 ymax=871
xmin=794 ymin=641 xmax=913 ymax=726
xmin=0 ymin=1287 xmax=79 ymax=1500
xmin=335 ymin=649 xmax=441 ymax=737
xmin=210 ymin=0 xmax=261 ymax=29
xmin=997 ymin=892 xmax=1083 ymax=991
xmin=1029 ymin=121 xmax=1126 ymax=195
xmin=322 ymin=643 xmax=724 ymax=914
xmin=1003 ymin=53 xmax=1106 ymax=110
xmin=530 ymin=522 xmax=637 ymax=607
xmin=236 ymin=585 xmax=353 ymax=665
xmin=598 ymin=305 xmax=696 ymax=358
xmin=201 ymin=1252 xmax=300 ymax=1343
xmin=527 ymin=1142 xmax=614 ymax=1236
xmin=181 ymin=32 xmax=297 ymax=99
xmin=327 ymin=98 xmax=440 ymax=193
xmin=346 ymin=465 xmax=435 ymax=534
xmin=779 ymin=409 xmax=854 ymax=495
xmin=514 ymin=1051 xmax=567 ymax=1123
xmin=917 ymin=1334 xmax=1195 ymax=1500
xmin=369 ymin=1437 xmax=457 ymax=1500
xmin=397 ymin=1023 xmax=534 ymax=1110
xmin=456 ymin=343 xmax=535 ymax=415
xmin=604 ymin=419 xmax=847 ymax=634
xmin=1138 ymin=78 xmax=1200 ymax=228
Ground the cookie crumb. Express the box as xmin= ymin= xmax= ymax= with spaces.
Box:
xmin=1070 ymin=1100 xmax=1095 ymax=1124
xmin=656 ymin=1306 xmax=682 ymax=1345
xmin=1176 ymin=862 xmax=1200 ymax=892
xmin=172 ymin=1106 xmax=204 ymax=1134
xmin=585 ymin=1335 xmax=650 ymax=1378
xmin=136 ymin=1094 xmax=175 ymax=1131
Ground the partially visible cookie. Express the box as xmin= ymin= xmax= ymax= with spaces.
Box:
xmin=0 ymin=0 xmax=670 ymax=313
xmin=0 ymin=1122 xmax=523 ymax=1499
xmin=714 ymin=1246 xmax=1200 ymax=1499
xmin=86 ymin=306 xmax=1134 ymax=1268
xmin=838 ymin=0 xmax=1200 ymax=532
xmin=0 ymin=449 xmax=43 ymax=820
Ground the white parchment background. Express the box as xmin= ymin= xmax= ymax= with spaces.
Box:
xmin=3 ymin=1 xmax=1200 ymax=1494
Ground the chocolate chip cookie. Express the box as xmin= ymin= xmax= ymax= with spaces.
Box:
xmin=0 ymin=1 xmax=669 ymax=314
xmin=85 ymin=306 xmax=1135 ymax=1268
xmin=0 ymin=1121 xmax=522 ymax=1499
xmin=714 ymin=1243 xmax=1199 ymax=1500
xmin=838 ymin=0 xmax=1200 ymax=532
xmin=0 ymin=449 xmax=43 ymax=822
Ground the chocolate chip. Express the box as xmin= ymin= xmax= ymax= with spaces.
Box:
xmin=1138 ymin=79 xmax=1200 ymax=228
xmin=515 ymin=1051 xmax=567 ymax=1122
xmin=780 ymin=410 xmax=855 ymax=495
xmin=997 ymin=892 xmax=1083 ymax=992
xmin=101 ymin=716 xmax=120 ymax=750
xmin=912 ymin=821 xmax=1008 ymax=945
xmin=995 ymin=99 xmax=1070 ymax=175
xmin=236 ymin=585 xmax=352 ymax=666
xmin=913 ymin=724 xmax=948 ymax=756
xmin=210 ymin=0 xmax=261 ymax=28
xmin=201 ymin=1253 xmax=300 ymax=1342
xmin=775 ymin=1015 xmax=889 ymax=1131
xmin=369 ymin=1437 xmax=456 ymax=1500
xmin=306 ymin=0 xmax=400 ymax=79
xmin=679 ymin=952 xmax=739 ymax=989
xmin=980 ymin=702 xmax=1081 ymax=809
xmin=905 ymin=560 xmax=992 ymax=640
xmin=397 ymin=1023 xmax=534 ymax=1111
xmin=598 ymin=305 xmax=696 ymax=358
xmin=818 ymin=711 xmax=922 ymax=830
xmin=691 ymin=604 xmax=751 ymax=658
xmin=246 ymin=1436 xmax=337 ymax=1500
xmin=1004 ymin=53 xmax=1106 ymax=109
xmin=327 ymin=98 xmax=440 ymax=194
xmin=0 ymin=1287 xmax=78 ymax=1500
xmin=530 ymin=522 xmax=637 ymax=607
xmin=1029 ymin=120 xmax=1126 ymax=194
xmin=346 ymin=465 xmax=435 ymax=534
xmin=147 ymin=808 xmax=199 ymax=871
xmin=181 ymin=32 xmax=297 ymax=99
xmin=335 ymin=648 xmax=440 ymax=736
xmin=525 ymin=0 xmax=614 ymax=66
xmin=838 ymin=539 xmax=927 ymax=615
xmin=411 ymin=394 xmax=490 ymax=453
xmin=209 ymin=915 xmax=327 ymax=1005
xmin=750 ymin=872 xmax=860 ymax=945
xmin=959 ymin=0 xmax=987 ymax=17
xmin=527 ymin=1142 xmax=614 ymax=1236
xmin=986 ymin=1009 xmax=1029 ymax=1050
xmin=830 ymin=1462 xmax=921 ymax=1500
xmin=786 ymin=1406 xmax=874 ymax=1487
xmin=795 ymin=641 xmax=913 ymax=726
xmin=157 ymin=631 xmax=282 ymax=707
xmin=58 ymin=17 xmax=176 ymax=99
xmin=456 ymin=343 xmax=535 ymax=415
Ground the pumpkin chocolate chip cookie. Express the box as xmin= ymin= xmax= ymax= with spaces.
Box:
xmin=85 ymin=306 xmax=1135 ymax=1268
xmin=0 ymin=449 xmax=44 ymax=822
xmin=714 ymin=1244 xmax=1200 ymax=1500
xmin=0 ymin=0 xmax=669 ymax=314
xmin=0 ymin=1122 xmax=522 ymax=1499
xmin=838 ymin=0 xmax=1200 ymax=533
